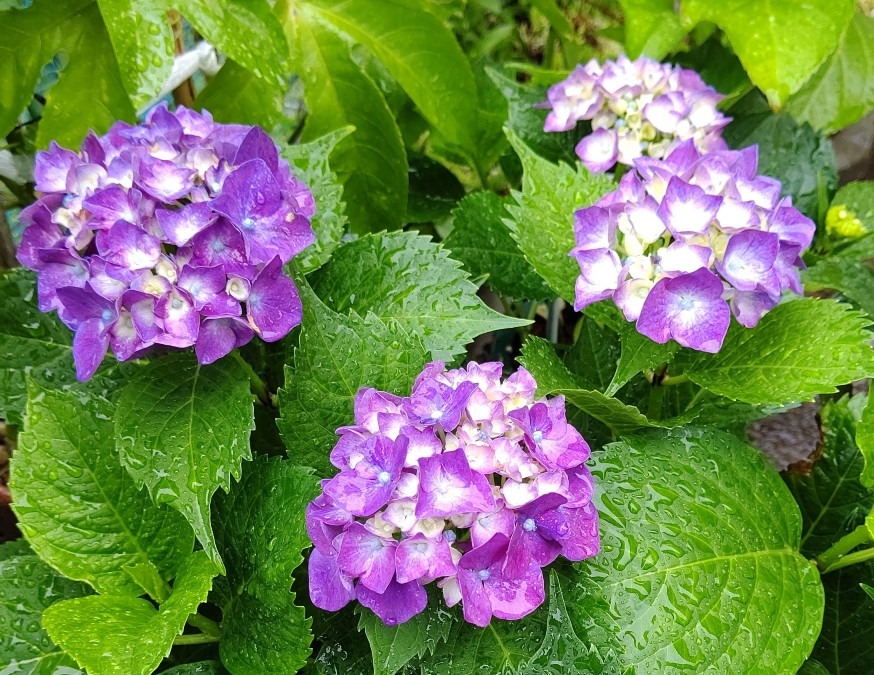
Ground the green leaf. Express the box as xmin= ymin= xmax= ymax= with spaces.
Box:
xmin=96 ymin=0 xmax=174 ymax=109
xmin=305 ymin=0 xmax=479 ymax=155
xmin=618 ymin=0 xmax=686 ymax=59
xmin=519 ymin=336 xmax=690 ymax=436
xmin=423 ymin=427 xmax=824 ymax=672
xmin=0 ymin=0 xmax=135 ymax=143
xmin=176 ymin=0 xmax=288 ymax=86
xmin=444 ymin=191 xmax=551 ymax=301
xmin=310 ymin=231 xmax=528 ymax=362
xmin=858 ymin=391 xmax=874 ymax=489
xmin=585 ymin=302 xmax=680 ymax=396
xmin=281 ymin=128 xmax=352 ymax=273
xmin=809 ymin=562 xmax=874 ymax=674
xmin=194 ymin=59 xmax=287 ymax=131
xmin=685 ymin=298 xmax=874 ymax=406
xmin=213 ymin=456 xmax=319 ymax=674
xmin=504 ymin=129 xmax=615 ymax=301
xmin=277 ymin=283 xmax=429 ymax=476
xmin=785 ymin=394 xmax=873 ymax=557
xmin=115 ymin=353 xmax=255 ymax=572
xmin=724 ymin=99 xmax=838 ymax=220
xmin=486 ymin=67 xmax=577 ymax=167
xmin=359 ymin=604 xmax=454 ymax=675
xmin=564 ymin=316 xmax=621 ymax=392
xmin=11 ymin=383 xmax=192 ymax=596
xmin=680 ymin=0 xmax=854 ymax=107
xmin=406 ymin=153 xmax=465 ymax=224
xmin=0 ymin=269 xmax=75 ymax=426
xmin=803 ymin=257 xmax=874 ymax=318
xmin=42 ymin=550 xmax=217 ymax=675
xmin=786 ymin=11 xmax=874 ymax=134
xmin=566 ymin=427 xmax=824 ymax=672
xmin=35 ymin=2 xmax=137 ymax=149
xmin=0 ymin=539 xmax=91 ymax=675
xmin=162 ymin=663 xmax=228 ymax=675
xmin=287 ymin=9 xmax=407 ymax=233
xmin=124 ymin=561 xmax=171 ymax=603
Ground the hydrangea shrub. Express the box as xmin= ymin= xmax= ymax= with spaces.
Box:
xmin=2 ymin=5 xmax=874 ymax=674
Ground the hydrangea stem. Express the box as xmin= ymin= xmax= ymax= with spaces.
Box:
xmin=173 ymin=631 xmax=220 ymax=646
xmin=818 ymin=524 xmax=873 ymax=573
xmin=186 ymin=612 xmax=221 ymax=638
xmin=231 ymin=351 xmax=272 ymax=407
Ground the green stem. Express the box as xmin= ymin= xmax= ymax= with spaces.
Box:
xmin=647 ymin=382 xmax=665 ymax=420
xmin=660 ymin=373 xmax=688 ymax=386
xmin=683 ymin=387 xmax=709 ymax=413
xmin=821 ymin=546 xmax=874 ymax=574
xmin=173 ymin=632 xmax=220 ymax=646
xmin=231 ymin=351 xmax=271 ymax=407
xmin=186 ymin=612 xmax=221 ymax=638
xmin=818 ymin=524 xmax=873 ymax=573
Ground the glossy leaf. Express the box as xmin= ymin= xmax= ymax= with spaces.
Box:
xmin=162 ymin=663 xmax=228 ymax=675
xmin=831 ymin=181 xmax=874 ymax=231
xmin=115 ymin=353 xmax=255 ymax=572
xmin=0 ymin=539 xmax=91 ymax=675
xmin=803 ymin=257 xmax=874 ymax=319
xmin=213 ymin=457 xmax=319 ymax=674
xmin=42 ymin=551 xmax=217 ymax=675
xmin=359 ymin=604 xmax=454 ymax=675
xmin=858 ymin=391 xmax=874 ymax=489
xmin=281 ymin=128 xmax=351 ymax=273
xmin=444 ymin=191 xmax=550 ymax=301
xmin=685 ymin=299 xmax=874 ymax=406
xmin=785 ymin=394 xmax=873 ymax=557
xmin=309 ymin=231 xmax=528 ymax=362
xmin=96 ymin=0 xmax=174 ymax=109
xmin=306 ymin=0 xmax=479 ymax=155
xmin=277 ymin=283 xmax=429 ymax=476
xmin=681 ymin=0 xmax=854 ymax=106
xmin=504 ymin=130 xmax=615 ymax=301
xmin=786 ymin=11 xmax=874 ymax=134
xmin=724 ymin=99 xmax=838 ymax=220
xmin=519 ymin=336 xmax=691 ymax=436
xmin=287 ymin=9 xmax=407 ymax=233
xmin=11 ymin=383 xmax=192 ymax=596
xmin=618 ymin=0 xmax=686 ymax=59
xmin=564 ymin=316 xmax=621 ymax=393
xmin=175 ymin=0 xmax=288 ymax=87
xmin=0 ymin=270 xmax=75 ymax=426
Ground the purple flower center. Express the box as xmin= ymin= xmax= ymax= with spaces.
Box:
xmin=242 ymin=217 xmax=256 ymax=230
xmin=377 ymin=471 xmax=391 ymax=485
xmin=532 ymin=430 xmax=543 ymax=443
xmin=478 ymin=569 xmax=491 ymax=581
xmin=523 ymin=518 xmax=537 ymax=532
xmin=415 ymin=542 xmax=428 ymax=554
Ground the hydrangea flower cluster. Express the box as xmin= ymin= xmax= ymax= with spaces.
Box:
xmin=542 ymin=56 xmax=730 ymax=173
xmin=306 ymin=361 xmax=600 ymax=627
xmin=571 ymin=140 xmax=815 ymax=352
xmin=17 ymin=104 xmax=315 ymax=380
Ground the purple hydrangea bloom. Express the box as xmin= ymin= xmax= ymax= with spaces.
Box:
xmin=17 ymin=104 xmax=315 ymax=380
xmin=306 ymin=361 xmax=600 ymax=627
xmin=542 ymin=56 xmax=730 ymax=173
xmin=571 ymin=141 xmax=815 ymax=352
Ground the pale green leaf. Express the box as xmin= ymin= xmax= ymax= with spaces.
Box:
xmin=176 ymin=0 xmax=288 ymax=86
xmin=858 ymin=390 xmax=874 ymax=489
xmin=831 ymin=181 xmax=874 ymax=232
xmin=0 ymin=539 xmax=90 ymax=675
xmin=42 ymin=551 xmax=217 ymax=675
xmin=194 ymin=59 xmax=287 ymax=131
xmin=786 ymin=11 xmax=874 ymax=134
xmin=504 ymin=129 xmax=615 ymax=301
xmin=281 ymin=128 xmax=352 ymax=273
xmin=306 ymin=0 xmax=479 ymax=155
xmin=287 ymin=9 xmax=407 ymax=233
xmin=11 ymin=383 xmax=192 ymax=596
xmin=277 ymin=283 xmax=429 ymax=476
xmin=115 ymin=353 xmax=254 ymax=572
xmin=685 ymin=298 xmax=874 ymax=405
xmin=618 ymin=0 xmax=686 ymax=59
xmin=310 ymin=231 xmax=528 ymax=362
xmin=96 ymin=0 xmax=174 ymax=109
xmin=444 ymin=191 xmax=551 ymax=301
xmin=214 ymin=457 xmax=319 ymax=674
xmin=803 ymin=257 xmax=874 ymax=318
xmin=34 ymin=2 xmax=136 ymax=149
xmin=681 ymin=0 xmax=854 ymax=107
